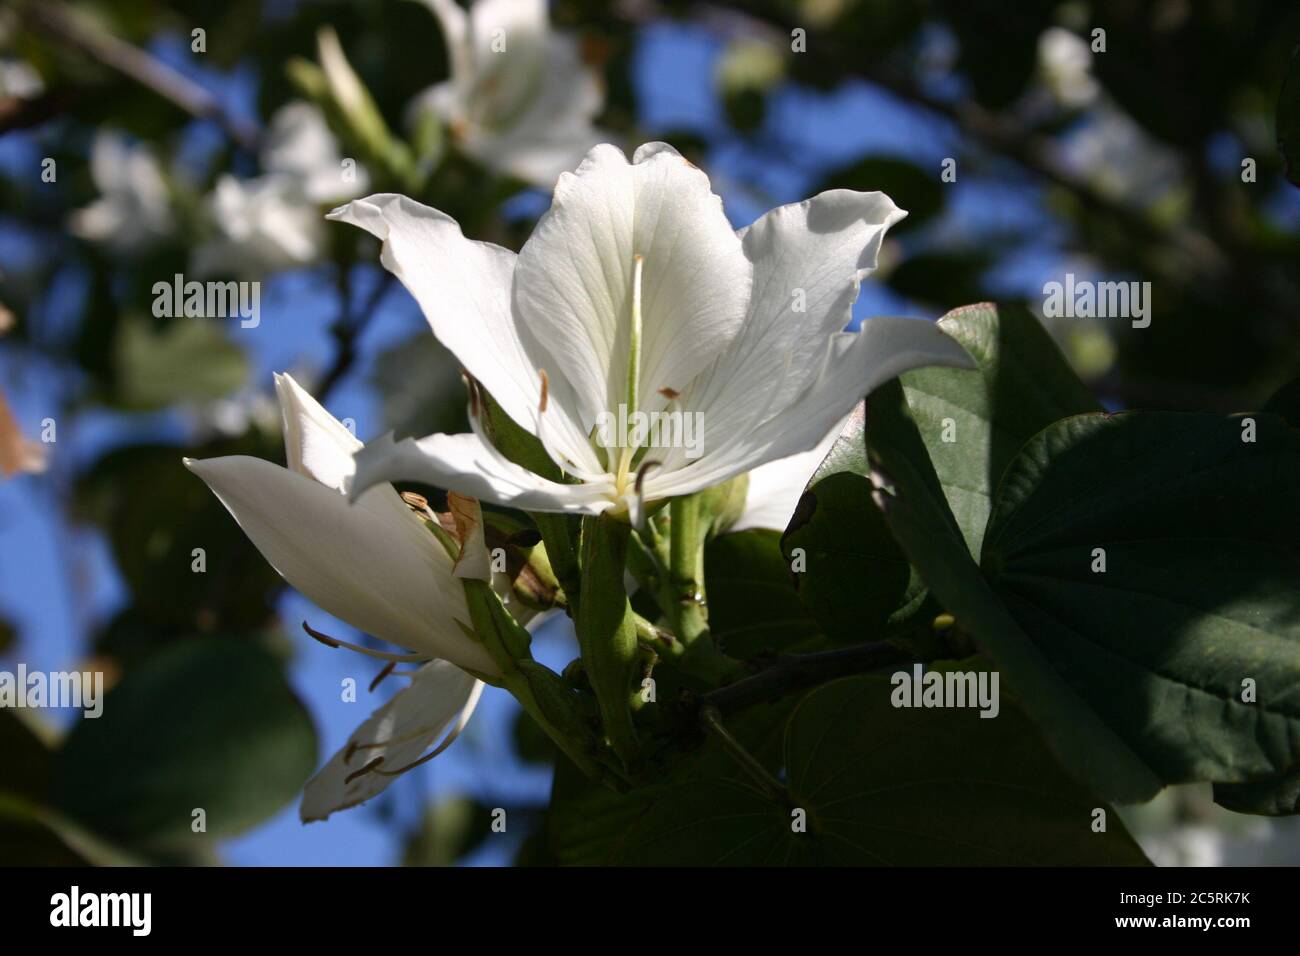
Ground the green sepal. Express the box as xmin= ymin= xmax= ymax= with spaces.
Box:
xmin=575 ymin=513 xmax=641 ymax=768
xmin=698 ymin=474 xmax=749 ymax=538
xmin=461 ymin=578 xmax=532 ymax=664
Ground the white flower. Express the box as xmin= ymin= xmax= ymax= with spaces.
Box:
xmin=0 ymin=57 xmax=43 ymax=98
xmin=299 ymin=659 xmax=485 ymax=822
xmin=330 ymin=143 xmax=974 ymax=521
xmin=261 ymin=100 xmax=370 ymax=205
xmin=410 ymin=0 xmax=607 ymax=187
xmin=1037 ymin=27 xmax=1099 ymax=110
xmin=192 ymin=174 xmax=326 ymax=278
xmin=193 ymin=101 xmax=367 ymax=277
xmin=185 ymin=373 xmax=502 ymax=818
xmin=69 ymin=131 xmax=174 ymax=254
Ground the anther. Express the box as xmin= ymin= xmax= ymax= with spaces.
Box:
xmin=634 ymin=459 xmax=661 ymax=495
xmin=302 ymin=620 xmax=341 ymax=648
xmin=369 ymin=660 xmax=397 ymax=693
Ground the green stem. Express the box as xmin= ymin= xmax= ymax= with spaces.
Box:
xmin=668 ymin=496 xmax=708 ymax=645
xmin=575 ymin=514 xmax=641 ymax=768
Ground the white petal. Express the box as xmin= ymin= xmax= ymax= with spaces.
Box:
xmin=300 ymin=662 xmax=482 ymax=822
xmin=682 ymin=189 xmax=906 ymax=456
xmin=351 ymin=430 xmax=617 ymax=515
xmin=513 ymin=143 xmax=751 ymax=429
xmin=729 ymin=421 xmax=843 ymax=533
xmin=463 ymin=0 xmax=549 ymax=128
xmin=262 ymin=101 xmax=368 ymax=204
xmin=274 ymin=372 xmax=361 ymax=492
xmin=457 ymin=33 xmax=605 ymax=188
xmin=194 ymin=174 xmax=324 ymax=278
xmin=648 ymin=316 xmax=974 ymax=498
xmin=185 ymin=454 xmax=497 ymax=674
xmin=326 ymin=194 xmax=596 ymax=474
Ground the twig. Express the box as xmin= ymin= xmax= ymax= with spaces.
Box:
xmin=699 ymin=641 xmax=913 ymax=716
xmin=21 ymin=0 xmax=261 ymax=151
xmin=316 ymin=271 xmax=396 ymax=400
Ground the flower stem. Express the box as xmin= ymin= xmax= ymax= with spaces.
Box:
xmin=575 ymin=513 xmax=642 ymax=769
xmin=668 ymin=495 xmax=710 ymax=647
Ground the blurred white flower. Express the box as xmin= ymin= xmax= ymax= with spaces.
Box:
xmin=192 ymin=173 xmax=325 ymax=278
xmin=261 ymin=100 xmax=370 ymax=205
xmin=0 ymin=57 xmax=42 ymax=98
xmin=186 ymin=373 xmax=508 ymax=820
xmin=1062 ymin=103 xmax=1183 ymax=206
xmin=69 ymin=131 xmax=174 ymax=254
xmin=411 ymin=0 xmax=608 ymax=188
xmin=193 ymin=101 xmax=368 ymax=277
xmin=1037 ymin=27 xmax=1099 ymax=110
xmin=331 ymin=143 xmax=973 ymax=522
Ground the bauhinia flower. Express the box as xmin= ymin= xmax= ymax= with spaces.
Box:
xmin=185 ymin=373 xmax=508 ymax=820
xmin=409 ymin=0 xmax=607 ymax=187
xmin=329 ymin=143 xmax=975 ymax=521
xmin=193 ymin=101 xmax=368 ymax=278
xmin=260 ymin=100 xmax=371 ymax=205
xmin=69 ymin=130 xmax=174 ymax=255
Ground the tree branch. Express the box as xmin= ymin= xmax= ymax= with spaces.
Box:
xmin=21 ymin=0 xmax=261 ymax=151
xmin=698 ymin=641 xmax=913 ymax=717
xmin=316 ymin=271 xmax=396 ymax=400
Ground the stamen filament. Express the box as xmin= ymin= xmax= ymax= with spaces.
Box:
xmin=614 ymin=254 xmax=645 ymax=497
xmin=627 ymin=254 xmax=644 ymax=422
xmin=301 ymin=621 xmax=429 ymax=663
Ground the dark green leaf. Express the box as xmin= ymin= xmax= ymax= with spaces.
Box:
xmin=704 ymin=529 xmax=823 ymax=658
xmin=897 ymin=301 xmax=1099 ymax=556
xmin=865 ymin=377 xmax=1161 ymax=803
xmin=52 ymin=638 xmax=317 ymax=849
xmin=782 ymin=471 xmax=929 ymax=642
xmin=983 ymin=411 xmax=1300 ymax=792
xmin=1215 ymin=769 xmax=1300 ymax=816
xmin=607 ymin=677 xmax=1149 ymax=865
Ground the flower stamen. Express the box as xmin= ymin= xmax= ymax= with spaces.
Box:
xmin=301 ymin=621 xmax=429 ymax=663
